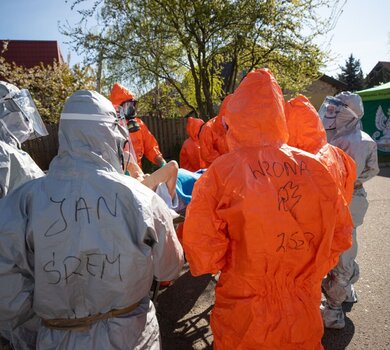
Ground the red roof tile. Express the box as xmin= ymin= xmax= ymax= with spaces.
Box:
xmin=0 ymin=40 xmax=64 ymax=68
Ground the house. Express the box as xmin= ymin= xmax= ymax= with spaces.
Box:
xmin=299 ymin=74 xmax=348 ymax=110
xmin=365 ymin=61 xmax=390 ymax=88
xmin=0 ymin=40 xmax=64 ymax=68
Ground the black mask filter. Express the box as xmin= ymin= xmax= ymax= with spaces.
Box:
xmin=121 ymin=100 xmax=140 ymax=133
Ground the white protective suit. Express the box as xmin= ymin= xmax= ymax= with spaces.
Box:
xmin=0 ymin=81 xmax=45 ymax=197
xmin=0 ymin=81 xmax=47 ymax=349
xmin=319 ymin=91 xmax=379 ymax=329
xmin=0 ymin=90 xmax=184 ymax=349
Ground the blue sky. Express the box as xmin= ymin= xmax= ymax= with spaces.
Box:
xmin=318 ymin=0 xmax=389 ymax=76
xmin=0 ymin=0 xmax=388 ymax=77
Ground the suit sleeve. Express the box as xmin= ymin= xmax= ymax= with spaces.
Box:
xmin=326 ymin=192 xmax=354 ymax=272
xmin=358 ymin=141 xmax=379 ymax=184
xmin=0 ymin=147 xmax=11 ymax=198
xmin=140 ymin=121 xmax=163 ymax=165
xmin=340 ymin=150 xmax=357 ymax=204
xmin=183 ymin=166 xmax=229 ymax=276
xmin=179 ymin=141 xmax=190 ymax=170
xmin=199 ymin=125 xmax=220 ymax=167
xmin=0 ymin=191 xmax=35 ymax=335
xmin=150 ymin=194 xmax=184 ymax=281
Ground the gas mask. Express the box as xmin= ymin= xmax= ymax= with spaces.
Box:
xmin=0 ymin=84 xmax=48 ymax=144
xmin=319 ymin=95 xmax=363 ymax=142
xmin=318 ymin=96 xmax=346 ymax=131
xmin=0 ymin=107 xmax=32 ymax=144
xmin=121 ymin=100 xmax=140 ymax=133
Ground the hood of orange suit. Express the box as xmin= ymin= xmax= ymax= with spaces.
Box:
xmin=224 ymin=69 xmax=288 ymax=150
xmin=285 ymin=95 xmax=327 ymax=154
xmin=218 ymin=94 xmax=232 ymax=119
xmin=186 ymin=117 xmax=204 ymax=141
xmin=109 ymin=83 xmax=136 ymax=106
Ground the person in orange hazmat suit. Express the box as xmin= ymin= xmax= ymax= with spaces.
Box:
xmin=285 ymin=95 xmax=356 ymax=273
xmin=180 ymin=117 xmax=206 ymax=171
xmin=183 ymin=69 xmax=353 ymax=350
xmin=110 ymin=83 xmax=166 ymax=168
xmin=198 ymin=95 xmax=231 ymax=167
xmin=285 ymin=95 xmax=356 ymax=205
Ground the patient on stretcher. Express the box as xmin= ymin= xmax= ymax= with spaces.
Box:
xmin=123 ymin=136 xmax=204 ymax=216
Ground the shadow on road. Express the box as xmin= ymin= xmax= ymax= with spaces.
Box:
xmin=322 ymin=303 xmax=356 ymax=350
xmin=156 ymin=268 xmax=214 ymax=349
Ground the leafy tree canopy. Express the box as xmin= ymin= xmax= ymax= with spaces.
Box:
xmin=0 ymin=54 xmax=96 ymax=123
xmin=63 ymin=0 xmax=345 ymax=119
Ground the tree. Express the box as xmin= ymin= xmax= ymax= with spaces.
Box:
xmin=0 ymin=55 xmax=96 ymax=123
xmin=337 ymin=54 xmax=364 ymax=91
xmin=63 ymin=0 xmax=345 ymax=120
xmin=137 ymin=82 xmax=184 ymax=118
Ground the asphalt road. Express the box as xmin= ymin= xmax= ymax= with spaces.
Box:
xmin=157 ymin=166 xmax=390 ymax=350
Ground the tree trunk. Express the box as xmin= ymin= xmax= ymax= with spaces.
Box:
xmin=95 ymin=49 xmax=103 ymax=93
xmin=188 ymin=53 xmax=205 ymax=118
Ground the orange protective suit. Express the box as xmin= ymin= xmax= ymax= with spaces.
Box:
xmin=183 ymin=69 xmax=353 ymax=350
xmin=199 ymin=95 xmax=231 ymax=166
xmin=109 ymin=83 xmax=164 ymax=167
xmin=129 ymin=117 xmax=164 ymax=167
xmin=180 ymin=117 xmax=206 ymax=171
xmin=285 ymin=95 xmax=356 ymax=205
xmin=109 ymin=82 xmax=136 ymax=105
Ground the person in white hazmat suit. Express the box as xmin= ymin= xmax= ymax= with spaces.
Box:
xmin=0 ymin=89 xmax=184 ymax=350
xmin=0 ymin=81 xmax=47 ymax=198
xmin=319 ymin=91 xmax=379 ymax=329
xmin=0 ymin=81 xmax=48 ymax=350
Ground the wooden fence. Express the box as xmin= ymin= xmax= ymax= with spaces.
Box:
xmin=142 ymin=115 xmax=188 ymax=161
xmin=22 ymin=117 xmax=188 ymax=171
xmin=22 ymin=124 xmax=59 ymax=171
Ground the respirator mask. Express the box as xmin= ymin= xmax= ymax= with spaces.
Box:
xmin=120 ymin=100 xmax=140 ymax=133
xmin=318 ymin=96 xmax=346 ymax=131
xmin=0 ymin=88 xmax=48 ymax=144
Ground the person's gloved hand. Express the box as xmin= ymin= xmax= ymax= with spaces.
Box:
xmin=155 ymin=155 xmax=167 ymax=168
